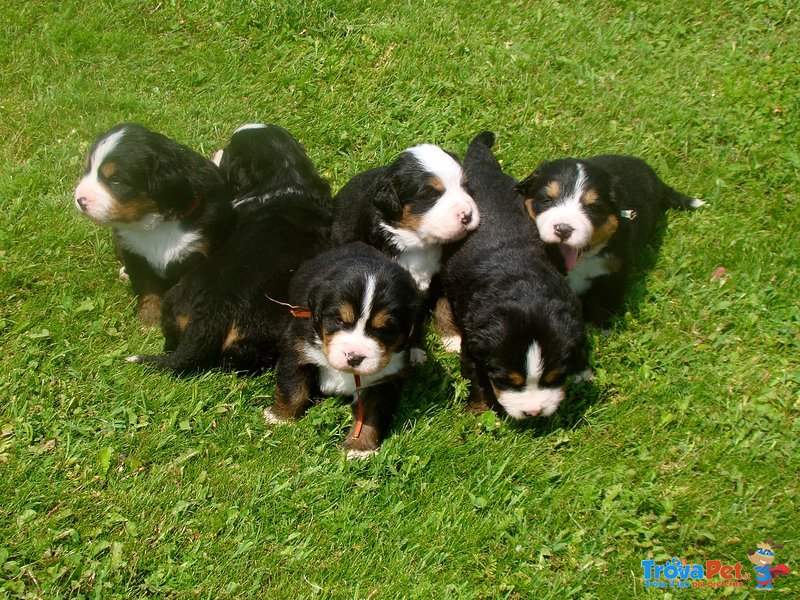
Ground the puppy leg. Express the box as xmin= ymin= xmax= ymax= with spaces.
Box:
xmin=118 ymin=247 xmax=167 ymax=324
xmin=580 ymin=271 xmax=628 ymax=326
xmin=459 ymin=354 xmax=492 ymax=414
xmin=343 ymin=380 xmax=401 ymax=459
xmin=267 ymin=355 xmax=316 ymax=423
xmin=433 ymin=296 xmax=462 ymax=353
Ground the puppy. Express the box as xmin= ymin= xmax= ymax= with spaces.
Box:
xmin=266 ymin=242 xmax=423 ymax=458
xmin=440 ymin=132 xmax=588 ymax=419
xmin=331 ymin=144 xmax=479 ymax=292
xmin=74 ymin=123 xmax=236 ymax=323
xmin=516 ymin=155 xmax=703 ymax=324
xmin=128 ymin=124 xmax=332 ymax=372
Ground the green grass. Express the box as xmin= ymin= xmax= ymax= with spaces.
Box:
xmin=1 ymin=0 xmax=798 ymax=597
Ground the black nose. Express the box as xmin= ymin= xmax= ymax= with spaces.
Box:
xmin=345 ymin=352 xmax=365 ymax=367
xmin=77 ymin=197 xmax=88 ymax=211
xmin=460 ymin=211 xmax=473 ymax=226
xmin=554 ymin=223 xmax=574 ymax=241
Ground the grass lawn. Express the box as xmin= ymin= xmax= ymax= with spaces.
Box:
xmin=1 ymin=0 xmax=798 ymax=597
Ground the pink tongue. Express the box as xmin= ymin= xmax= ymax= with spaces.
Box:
xmin=561 ymin=246 xmax=579 ymax=271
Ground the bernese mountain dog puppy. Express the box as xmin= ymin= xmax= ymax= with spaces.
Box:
xmin=266 ymin=242 xmax=423 ymax=459
xmin=331 ymin=144 xmax=479 ymax=292
xmin=516 ymin=155 xmax=703 ymax=324
xmin=440 ymin=132 xmax=588 ymax=419
xmin=128 ymin=124 xmax=332 ymax=372
xmin=74 ymin=123 xmax=236 ymax=323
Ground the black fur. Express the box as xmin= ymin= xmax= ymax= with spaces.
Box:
xmin=441 ymin=132 xmax=587 ymax=419
xmin=270 ymin=242 xmax=424 ymax=455
xmin=75 ymin=123 xmax=235 ymax=322
xmin=516 ymin=155 xmax=700 ymax=324
xmin=129 ymin=125 xmax=332 ymax=373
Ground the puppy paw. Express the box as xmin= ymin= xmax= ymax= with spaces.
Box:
xmin=263 ymin=407 xmax=290 ymax=425
xmin=575 ymin=368 xmax=595 ymax=383
xmin=118 ymin=266 xmax=129 ymax=282
xmin=345 ymin=448 xmax=379 ymax=461
xmin=410 ymin=347 xmax=428 ymax=365
xmin=125 ymin=355 xmax=143 ymax=364
xmin=690 ymin=198 xmax=706 ymax=208
xmin=212 ymin=149 xmax=224 ymax=166
xmin=136 ymin=294 xmax=162 ymax=324
xmin=441 ymin=334 xmax=462 ymax=354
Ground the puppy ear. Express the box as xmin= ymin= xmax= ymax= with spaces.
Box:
xmin=515 ymin=161 xmax=548 ymax=196
xmin=373 ymin=175 xmax=401 ymax=218
xmin=148 ymin=151 xmax=197 ymax=219
xmin=305 ymin=283 xmax=325 ymax=328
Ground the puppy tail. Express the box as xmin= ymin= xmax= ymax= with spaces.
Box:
xmin=127 ymin=318 xmax=226 ymax=374
xmin=663 ymin=186 xmax=705 ymax=210
xmin=465 ymin=130 xmax=498 ymax=168
xmin=471 ymin=130 xmax=496 ymax=149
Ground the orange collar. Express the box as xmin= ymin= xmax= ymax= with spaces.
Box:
xmin=265 ymin=294 xmax=312 ymax=318
xmin=353 ymin=374 xmax=364 ymax=439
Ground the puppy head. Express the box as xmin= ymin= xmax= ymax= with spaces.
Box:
xmin=376 ymin=144 xmax=479 ymax=247
xmin=308 ymin=264 xmax=421 ymax=376
xmin=217 ymin=123 xmax=331 ymax=205
xmin=74 ymin=123 xmax=215 ymax=226
xmin=516 ymin=159 xmax=619 ymax=268
xmin=466 ymin=302 xmax=587 ymax=419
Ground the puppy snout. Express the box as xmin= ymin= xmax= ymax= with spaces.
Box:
xmin=345 ymin=352 xmax=365 ymax=367
xmin=460 ymin=210 xmax=473 ymax=226
xmin=76 ymin=197 xmax=88 ymax=211
xmin=554 ymin=223 xmax=574 ymax=241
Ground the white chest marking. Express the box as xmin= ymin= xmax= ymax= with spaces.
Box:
xmin=115 ymin=218 xmax=202 ymax=277
xmin=395 ymin=245 xmax=441 ymax=291
xmin=566 ymin=251 xmax=611 ymax=295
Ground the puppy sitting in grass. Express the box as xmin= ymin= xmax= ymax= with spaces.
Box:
xmin=516 ymin=155 xmax=703 ymax=324
xmin=265 ymin=242 xmax=424 ymax=459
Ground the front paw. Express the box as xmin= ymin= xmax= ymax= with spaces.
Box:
xmin=343 ymin=431 xmax=380 ymax=457
xmin=410 ymin=347 xmax=428 ymax=365
xmin=136 ymin=294 xmax=162 ymax=324
xmin=345 ymin=448 xmax=379 ymax=460
xmin=263 ymin=407 xmax=291 ymax=425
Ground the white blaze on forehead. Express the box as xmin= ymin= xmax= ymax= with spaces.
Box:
xmin=233 ymin=123 xmax=268 ymax=134
xmin=494 ymin=341 xmax=565 ymax=419
xmin=536 ymin=163 xmax=593 ymax=248
xmin=397 ymin=144 xmax=479 ymax=244
xmin=323 ymin=275 xmax=386 ymax=375
xmin=74 ymin=128 xmax=127 ymax=222
xmin=408 ymin=144 xmax=464 ymax=187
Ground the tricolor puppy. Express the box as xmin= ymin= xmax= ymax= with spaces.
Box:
xmin=331 ymin=144 xmax=479 ymax=292
xmin=74 ymin=123 xmax=235 ymax=323
xmin=441 ymin=132 xmax=588 ymax=420
xmin=516 ymin=155 xmax=703 ymax=324
xmin=267 ymin=242 xmax=424 ymax=458
xmin=128 ymin=124 xmax=332 ymax=373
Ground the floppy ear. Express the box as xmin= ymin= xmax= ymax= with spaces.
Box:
xmin=148 ymin=151 xmax=196 ymax=219
xmin=305 ymin=282 xmax=326 ymax=330
xmin=515 ymin=161 xmax=549 ymax=196
xmin=372 ymin=174 xmax=401 ymax=218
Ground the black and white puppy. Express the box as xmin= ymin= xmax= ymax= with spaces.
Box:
xmin=74 ymin=123 xmax=236 ymax=323
xmin=331 ymin=144 xmax=479 ymax=292
xmin=128 ymin=124 xmax=332 ymax=372
xmin=266 ymin=242 xmax=424 ymax=459
xmin=516 ymin=155 xmax=703 ymax=324
xmin=441 ymin=132 xmax=588 ymax=419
